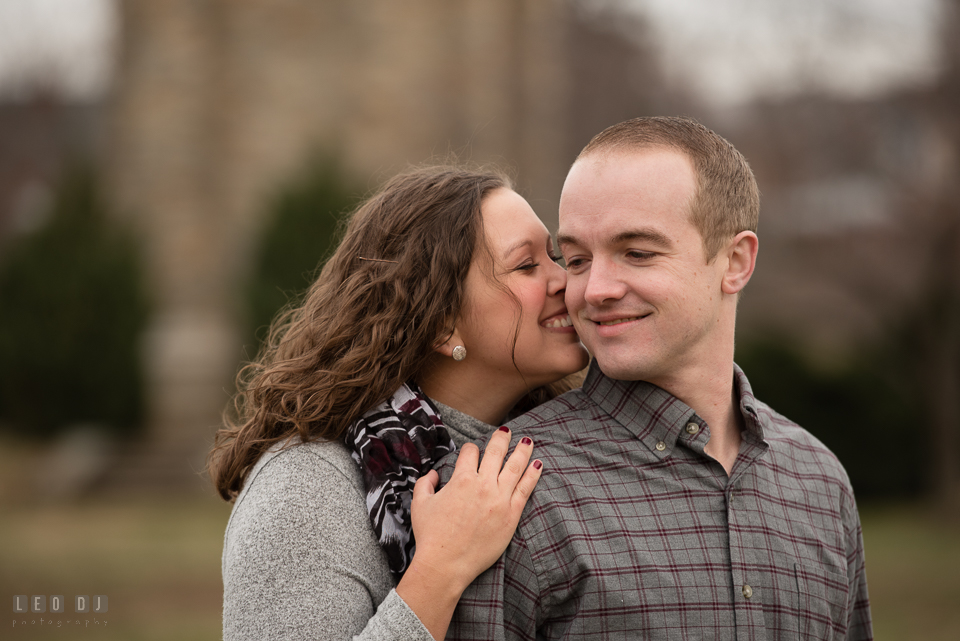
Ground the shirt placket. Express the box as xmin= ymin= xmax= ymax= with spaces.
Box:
xmin=727 ymin=436 xmax=770 ymax=641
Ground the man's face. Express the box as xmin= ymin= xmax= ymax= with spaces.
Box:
xmin=558 ymin=148 xmax=728 ymax=384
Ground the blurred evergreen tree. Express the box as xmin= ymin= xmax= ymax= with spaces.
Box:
xmin=736 ymin=336 xmax=924 ymax=499
xmin=245 ymin=156 xmax=361 ymax=357
xmin=0 ymin=165 xmax=148 ymax=438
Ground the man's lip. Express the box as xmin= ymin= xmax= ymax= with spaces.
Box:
xmin=588 ymin=312 xmax=652 ymax=326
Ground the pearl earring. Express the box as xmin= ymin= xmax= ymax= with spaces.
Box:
xmin=452 ymin=345 xmax=467 ymax=361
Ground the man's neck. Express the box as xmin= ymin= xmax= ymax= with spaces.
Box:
xmin=649 ymin=356 xmax=743 ymax=476
xmin=701 ymin=386 xmax=744 ymax=477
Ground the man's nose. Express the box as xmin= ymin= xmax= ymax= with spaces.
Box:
xmin=583 ymin=258 xmax=627 ymax=307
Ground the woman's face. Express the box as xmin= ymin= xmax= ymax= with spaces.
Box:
xmin=455 ymin=188 xmax=589 ymax=392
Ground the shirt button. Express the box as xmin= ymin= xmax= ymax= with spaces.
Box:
xmin=685 ymin=422 xmax=700 ymax=435
xmin=655 ymin=441 xmax=666 ymax=451
xmin=742 ymin=584 xmax=753 ymax=599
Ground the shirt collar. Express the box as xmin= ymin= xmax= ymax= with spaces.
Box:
xmin=733 ymin=363 xmax=765 ymax=442
xmin=582 ymin=360 xmax=766 ymax=457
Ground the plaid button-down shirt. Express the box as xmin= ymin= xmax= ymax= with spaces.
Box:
xmin=442 ymin=362 xmax=872 ymax=640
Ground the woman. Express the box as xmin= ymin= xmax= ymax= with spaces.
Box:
xmin=210 ymin=166 xmax=589 ymax=640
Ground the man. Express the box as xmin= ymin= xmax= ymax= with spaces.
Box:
xmin=444 ymin=116 xmax=872 ymax=640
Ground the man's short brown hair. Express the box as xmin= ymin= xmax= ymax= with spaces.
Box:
xmin=577 ymin=116 xmax=759 ymax=261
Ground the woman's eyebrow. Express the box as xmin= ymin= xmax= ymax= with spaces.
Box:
xmin=502 ymin=239 xmax=533 ymax=259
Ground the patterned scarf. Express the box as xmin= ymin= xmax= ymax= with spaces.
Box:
xmin=345 ymin=382 xmax=456 ymax=582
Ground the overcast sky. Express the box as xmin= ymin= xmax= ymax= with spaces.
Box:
xmin=0 ymin=0 xmax=116 ymax=101
xmin=0 ymin=0 xmax=945 ymax=105
xmin=631 ymin=0 xmax=944 ymax=106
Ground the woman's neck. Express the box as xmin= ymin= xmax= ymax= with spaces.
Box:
xmin=419 ymin=379 xmax=513 ymax=426
xmin=430 ymin=398 xmax=497 ymax=447
xmin=419 ymin=359 xmax=525 ymax=426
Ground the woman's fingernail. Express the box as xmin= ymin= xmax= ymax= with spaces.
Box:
xmin=521 ymin=437 xmax=532 ymax=445
xmin=499 ymin=426 xmax=510 ymax=433
xmin=533 ymin=460 xmax=543 ymax=470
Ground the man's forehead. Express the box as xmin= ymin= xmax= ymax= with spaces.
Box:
xmin=560 ymin=157 xmax=698 ymax=254
xmin=562 ymin=148 xmax=695 ymax=212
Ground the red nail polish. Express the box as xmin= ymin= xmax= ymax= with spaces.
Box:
xmin=499 ymin=426 xmax=509 ymax=432
xmin=533 ymin=460 xmax=543 ymax=470
xmin=521 ymin=437 xmax=532 ymax=445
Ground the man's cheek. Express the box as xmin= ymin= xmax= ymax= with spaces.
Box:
xmin=563 ymin=279 xmax=587 ymax=309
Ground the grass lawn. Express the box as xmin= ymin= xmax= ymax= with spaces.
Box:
xmin=861 ymin=502 xmax=960 ymax=640
xmin=1 ymin=486 xmax=958 ymax=640
xmin=2 ymin=494 xmax=232 ymax=641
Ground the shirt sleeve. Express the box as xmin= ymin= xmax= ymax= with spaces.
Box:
xmin=842 ymin=493 xmax=873 ymax=640
xmin=445 ymin=525 xmax=541 ymax=641
xmin=222 ymin=447 xmax=433 ymax=641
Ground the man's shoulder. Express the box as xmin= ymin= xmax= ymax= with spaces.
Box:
xmin=753 ymin=398 xmax=852 ymax=488
xmin=506 ymin=387 xmax=596 ymax=440
xmin=436 ymin=389 xmax=597 ymax=483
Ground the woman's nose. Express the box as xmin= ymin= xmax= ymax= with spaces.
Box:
xmin=547 ymin=259 xmax=567 ymax=297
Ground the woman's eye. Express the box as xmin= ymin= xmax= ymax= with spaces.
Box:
xmin=515 ymin=262 xmax=539 ymax=272
xmin=549 ymin=254 xmax=563 ymax=265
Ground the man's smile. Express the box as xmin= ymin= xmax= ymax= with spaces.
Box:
xmin=597 ymin=315 xmax=650 ymax=326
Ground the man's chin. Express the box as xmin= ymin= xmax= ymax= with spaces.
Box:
xmin=593 ymin=354 xmax=652 ymax=382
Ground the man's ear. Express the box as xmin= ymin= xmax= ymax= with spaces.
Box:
xmin=721 ymin=231 xmax=759 ymax=295
xmin=433 ymin=327 xmax=464 ymax=358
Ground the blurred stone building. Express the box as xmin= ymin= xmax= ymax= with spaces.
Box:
xmin=76 ymin=0 xmax=959 ymax=500
xmin=102 ymin=0 xmax=671 ymax=489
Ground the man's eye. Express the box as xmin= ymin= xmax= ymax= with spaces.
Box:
xmin=627 ymin=251 xmax=656 ymax=261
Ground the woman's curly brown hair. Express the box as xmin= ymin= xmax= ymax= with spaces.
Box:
xmin=209 ymin=165 xmax=580 ymax=501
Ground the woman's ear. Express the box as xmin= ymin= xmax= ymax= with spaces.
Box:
xmin=721 ymin=231 xmax=759 ymax=295
xmin=433 ymin=327 xmax=464 ymax=358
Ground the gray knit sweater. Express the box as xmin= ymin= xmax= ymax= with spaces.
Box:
xmin=222 ymin=401 xmax=495 ymax=641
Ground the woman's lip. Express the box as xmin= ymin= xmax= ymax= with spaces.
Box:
xmin=541 ymin=312 xmax=574 ymax=329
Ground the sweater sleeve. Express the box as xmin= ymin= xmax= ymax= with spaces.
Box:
xmin=222 ymin=444 xmax=433 ymax=641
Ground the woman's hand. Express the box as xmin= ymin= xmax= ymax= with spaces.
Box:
xmin=412 ymin=426 xmax=541 ymax=585
xmin=395 ymin=426 xmax=542 ymax=639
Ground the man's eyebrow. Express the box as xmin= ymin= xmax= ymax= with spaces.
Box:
xmin=557 ymin=229 xmax=674 ymax=249
xmin=612 ymin=229 xmax=674 ymax=248
xmin=556 ymin=233 xmax=578 ymax=248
